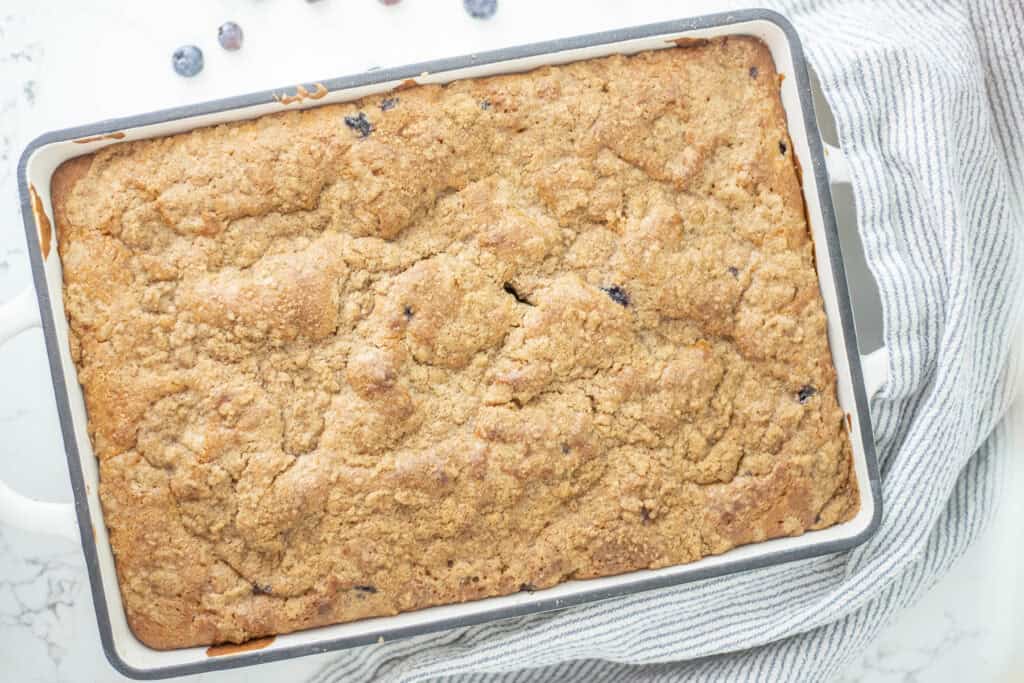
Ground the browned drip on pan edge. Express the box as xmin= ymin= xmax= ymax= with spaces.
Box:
xmin=273 ymin=83 xmax=329 ymax=105
xmin=29 ymin=184 xmax=52 ymax=258
xmin=73 ymin=131 xmax=126 ymax=144
xmin=206 ymin=636 xmax=275 ymax=657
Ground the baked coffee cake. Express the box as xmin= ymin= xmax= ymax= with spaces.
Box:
xmin=52 ymin=36 xmax=857 ymax=649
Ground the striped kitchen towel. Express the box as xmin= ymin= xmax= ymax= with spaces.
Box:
xmin=309 ymin=1 xmax=1024 ymax=680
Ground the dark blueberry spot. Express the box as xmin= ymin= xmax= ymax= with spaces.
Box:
xmin=354 ymin=584 xmax=378 ymax=593
xmin=480 ymin=99 xmax=492 ymax=110
xmin=403 ymin=305 xmax=414 ymax=320
xmin=601 ymin=285 xmax=630 ymax=307
xmin=779 ymin=140 xmax=788 ymax=155
xmin=217 ymin=22 xmax=244 ymax=51
xmin=172 ymin=45 xmax=204 ymax=78
xmin=797 ymin=385 xmax=817 ymax=404
xmin=561 ymin=443 xmax=571 ymax=455
xmin=463 ymin=0 xmax=498 ymax=19
xmin=380 ymin=97 xmax=399 ymax=112
xmin=728 ymin=266 xmax=740 ymax=277
xmin=252 ymin=583 xmax=272 ymax=595
xmin=503 ymin=282 xmax=533 ymax=306
xmin=446 ymin=559 xmax=455 ymax=568
xmin=344 ymin=112 xmax=374 ymax=138
xmin=749 ymin=66 xmax=759 ymax=79
xmin=640 ymin=506 xmax=652 ymax=524
xmin=519 ymin=583 xmax=537 ymax=592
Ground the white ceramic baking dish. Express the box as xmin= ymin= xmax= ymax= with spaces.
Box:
xmin=2 ymin=9 xmax=886 ymax=679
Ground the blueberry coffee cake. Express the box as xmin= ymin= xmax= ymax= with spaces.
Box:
xmin=51 ymin=36 xmax=857 ymax=649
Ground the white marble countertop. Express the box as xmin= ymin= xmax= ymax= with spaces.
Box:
xmin=1 ymin=1 xmax=1021 ymax=681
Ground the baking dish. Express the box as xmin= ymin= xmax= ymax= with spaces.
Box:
xmin=2 ymin=9 xmax=886 ymax=679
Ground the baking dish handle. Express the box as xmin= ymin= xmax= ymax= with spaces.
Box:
xmin=0 ymin=286 xmax=40 ymax=345
xmin=0 ymin=287 xmax=79 ymax=543
xmin=823 ymin=142 xmax=851 ymax=185
xmin=0 ymin=480 xmax=79 ymax=543
xmin=861 ymin=347 xmax=889 ymax=399
xmin=823 ymin=143 xmax=890 ymax=399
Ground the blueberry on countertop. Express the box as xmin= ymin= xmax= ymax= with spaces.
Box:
xmin=464 ymin=0 xmax=498 ymax=19
xmin=601 ymin=285 xmax=630 ymax=307
xmin=797 ymin=385 xmax=817 ymax=403
xmin=172 ymin=45 xmax=204 ymax=77
xmin=344 ymin=112 xmax=374 ymax=137
xmin=380 ymin=97 xmax=399 ymax=111
xmin=217 ymin=22 xmax=244 ymax=51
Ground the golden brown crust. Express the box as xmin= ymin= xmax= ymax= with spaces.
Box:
xmin=53 ymin=37 xmax=857 ymax=650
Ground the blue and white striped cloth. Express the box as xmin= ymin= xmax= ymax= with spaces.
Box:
xmin=309 ymin=1 xmax=1024 ymax=680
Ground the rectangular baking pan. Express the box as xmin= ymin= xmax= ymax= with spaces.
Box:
xmin=6 ymin=9 xmax=885 ymax=679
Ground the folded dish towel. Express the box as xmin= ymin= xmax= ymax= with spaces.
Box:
xmin=308 ymin=1 xmax=1023 ymax=680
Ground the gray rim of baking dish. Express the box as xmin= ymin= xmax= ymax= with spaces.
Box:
xmin=16 ymin=8 xmax=882 ymax=679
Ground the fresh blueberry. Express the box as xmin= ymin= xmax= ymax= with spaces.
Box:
xmin=797 ymin=385 xmax=817 ymax=404
xmin=344 ymin=112 xmax=373 ymax=138
xmin=172 ymin=45 xmax=204 ymax=78
xmin=218 ymin=22 xmax=243 ymax=51
xmin=463 ymin=0 xmax=498 ymax=19
xmin=380 ymin=97 xmax=399 ymax=111
xmin=601 ymin=285 xmax=630 ymax=307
